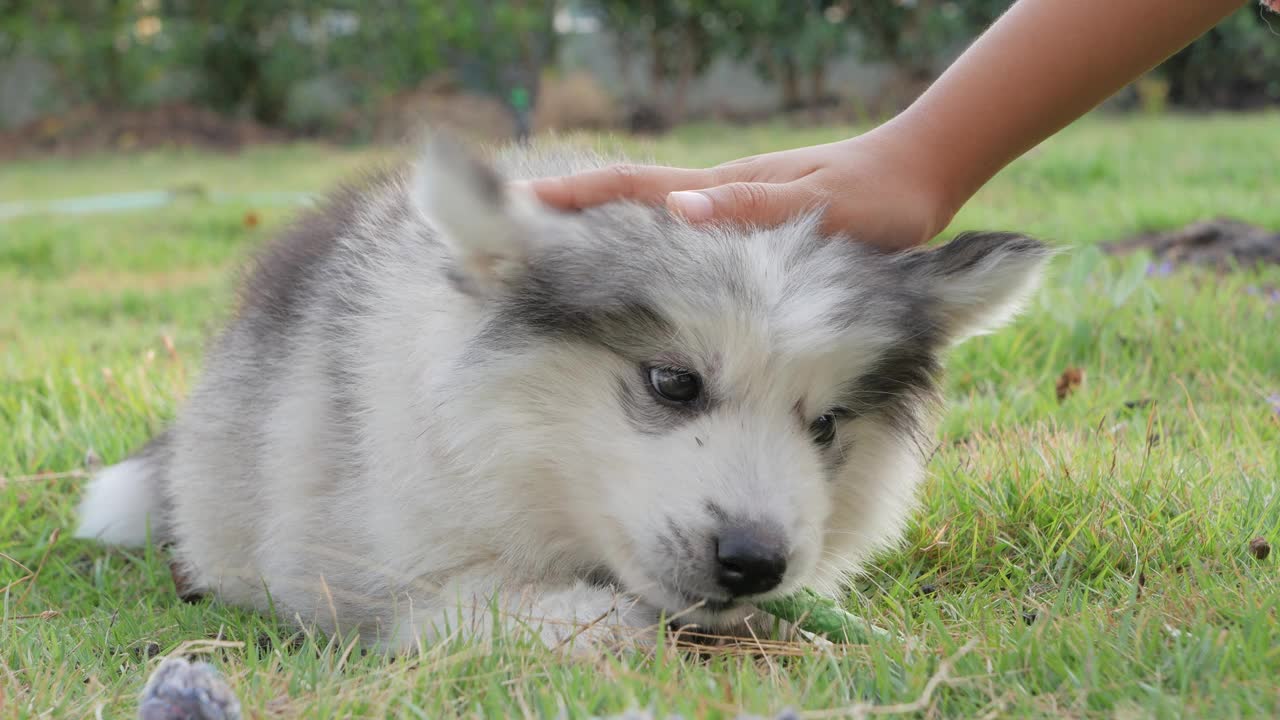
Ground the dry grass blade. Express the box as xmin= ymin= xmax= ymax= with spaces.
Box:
xmin=799 ymin=638 xmax=979 ymax=719
xmin=0 ymin=469 xmax=89 ymax=486
xmin=16 ymin=528 xmax=59 ymax=607
xmin=4 ymin=610 xmax=62 ymax=621
xmin=164 ymin=639 xmax=247 ymax=659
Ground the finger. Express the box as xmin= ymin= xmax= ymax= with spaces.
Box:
xmin=523 ymin=164 xmax=719 ymax=210
xmin=667 ymin=181 xmax=824 ymax=227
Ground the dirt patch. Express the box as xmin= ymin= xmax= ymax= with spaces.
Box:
xmin=534 ymin=71 xmax=621 ymax=134
xmin=368 ymin=77 xmax=517 ymax=146
xmin=1102 ymin=217 xmax=1280 ymax=271
xmin=0 ymin=70 xmax=639 ymax=159
xmin=0 ymin=103 xmax=289 ymax=160
xmin=0 ymin=77 xmax=528 ymax=159
xmin=1249 ymin=537 xmax=1271 ymax=561
xmin=372 ymin=71 xmax=626 ymax=145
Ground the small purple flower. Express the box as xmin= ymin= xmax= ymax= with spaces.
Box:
xmin=1146 ymin=259 xmax=1174 ymax=277
xmin=1245 ymin=287 xmax=1279 ymax=305
xmin=1270 ymin=393 xmax=1280 ymax=417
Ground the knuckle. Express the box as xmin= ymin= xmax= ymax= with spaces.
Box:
xmin=711 ymin=157 xmax=759 ymax=184
xmin=606 ymin=164 xmax=644 ymax=191
xmin=728 ymin=183 xmax=772 ymax=214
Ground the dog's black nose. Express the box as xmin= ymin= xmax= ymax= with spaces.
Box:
xmin=715 ymin=524 xmax=787 ymax=597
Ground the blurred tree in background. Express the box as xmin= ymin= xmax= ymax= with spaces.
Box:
xmin=0 ymin=0 xmax=557 ymax=136
xmin=589 ymin=0 xmax=721 ymax=122
xmin=438 ymin=0 xmax=557 ymax=140
xmin=1160 ymin=6 xmax=1280 ymax=110
xmin=718 ymin=0 xmax=852 ymax=111
xmin=0 ymin=0 xmax=1275 ymax=141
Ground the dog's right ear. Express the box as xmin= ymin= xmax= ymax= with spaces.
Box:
xmin=896 ymin=231 xmax=1054 ymax=344
xmin=411 ymin=135 xmax=542 ymax=297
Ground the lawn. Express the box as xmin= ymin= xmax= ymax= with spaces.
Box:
xmin=3 ymin=112 xmax=1280 ymax=718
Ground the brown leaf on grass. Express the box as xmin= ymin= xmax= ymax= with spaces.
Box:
xmin=1055 ymin=367 xmax=1085 ymax=402
xmin=1248 ymin=537 xmax=1271 ymax=560
xmin=243 ymin=211 xmax=260 ymax=228
xmin=162 ymin=334 xmax=179 ymax=361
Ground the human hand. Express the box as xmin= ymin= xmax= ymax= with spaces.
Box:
xmin=527 ymin=0 xmax=1243 ymax=252
xmin=524 ymin=127 xmax=958 ymax=252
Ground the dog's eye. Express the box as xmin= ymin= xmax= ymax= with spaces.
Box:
xmin=648 ymin=366 xmax=702 ymax=403
xmin=809 ymin=413 xmax=838 ymax=446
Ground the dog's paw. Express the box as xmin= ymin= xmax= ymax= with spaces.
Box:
xmin=522 ymin=582 xmax=659 ymax=657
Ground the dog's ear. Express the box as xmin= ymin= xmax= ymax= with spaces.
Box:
xmin=411 ymin=134 xmax=543 ymax=297
xmin=899 ymin=232 xmax=1054 ymax=344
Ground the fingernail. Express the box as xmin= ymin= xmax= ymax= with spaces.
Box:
xmin=667 ymin=191 xmax=713 ymax=221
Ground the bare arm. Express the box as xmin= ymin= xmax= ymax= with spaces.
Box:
xmin=528 ymin=0 xmax=1246 ymax=250
xmin=889 ymin=0 xmax=1247 ymax=217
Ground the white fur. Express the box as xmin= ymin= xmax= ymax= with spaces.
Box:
xmin=76 ymin=137 xmax=1050 ymax=655
xmin=75 ymin=459 xmax=154 ymax=546
xmin=933 ymin=243 xmax=1057 ymax=342
xmin=410 ymin=138 xmax=545 ymax=294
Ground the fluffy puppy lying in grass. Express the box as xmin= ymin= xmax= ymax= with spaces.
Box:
xmin=77 ymin=136 xmax=1050 ymax=653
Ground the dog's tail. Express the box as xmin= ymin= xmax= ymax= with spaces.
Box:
xmin=75 ymin=431 xmax=172 ymax=547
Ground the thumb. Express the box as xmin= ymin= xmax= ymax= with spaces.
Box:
xmin=666 ymin=181 xmax=818 ymax=227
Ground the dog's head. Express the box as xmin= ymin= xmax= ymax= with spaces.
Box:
xmin=411 ymin=137 xmax=1051 ymax=628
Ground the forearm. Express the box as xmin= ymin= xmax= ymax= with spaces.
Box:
xmin=883 ymin=0 xmax=1244 ymax=215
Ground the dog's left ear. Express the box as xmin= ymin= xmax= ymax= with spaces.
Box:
xmin=410 ymin=134 xmax=544 ymax=297
xmin=898 ymin=232 xmax=1054 ymax=343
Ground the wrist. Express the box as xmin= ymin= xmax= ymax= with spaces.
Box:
xmin=854 ymin=119 xmax=968 ymax=241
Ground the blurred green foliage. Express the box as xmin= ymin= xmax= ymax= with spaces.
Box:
xmin=1161 ymin=5 xmax=1280 ymax=109
xmin=0 ymin=0 xmax=1274 ymax=134
xmin=0 ymin=0 xmax=555 ymax=134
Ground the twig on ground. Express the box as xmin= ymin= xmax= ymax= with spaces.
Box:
xmin=799 ymin=638 xmax=979 ymax=719
xmin=0 ymin=469 xmax=89 ymax=486
xmin=17 ymin=528 xmax=59 ymax=607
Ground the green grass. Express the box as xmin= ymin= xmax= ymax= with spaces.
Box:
xmin=3 ymin=112 xmax=1280 ymax=718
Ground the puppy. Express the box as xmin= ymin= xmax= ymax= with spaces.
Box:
xmin=77 ymin=137 xmax=1050 ymax=653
